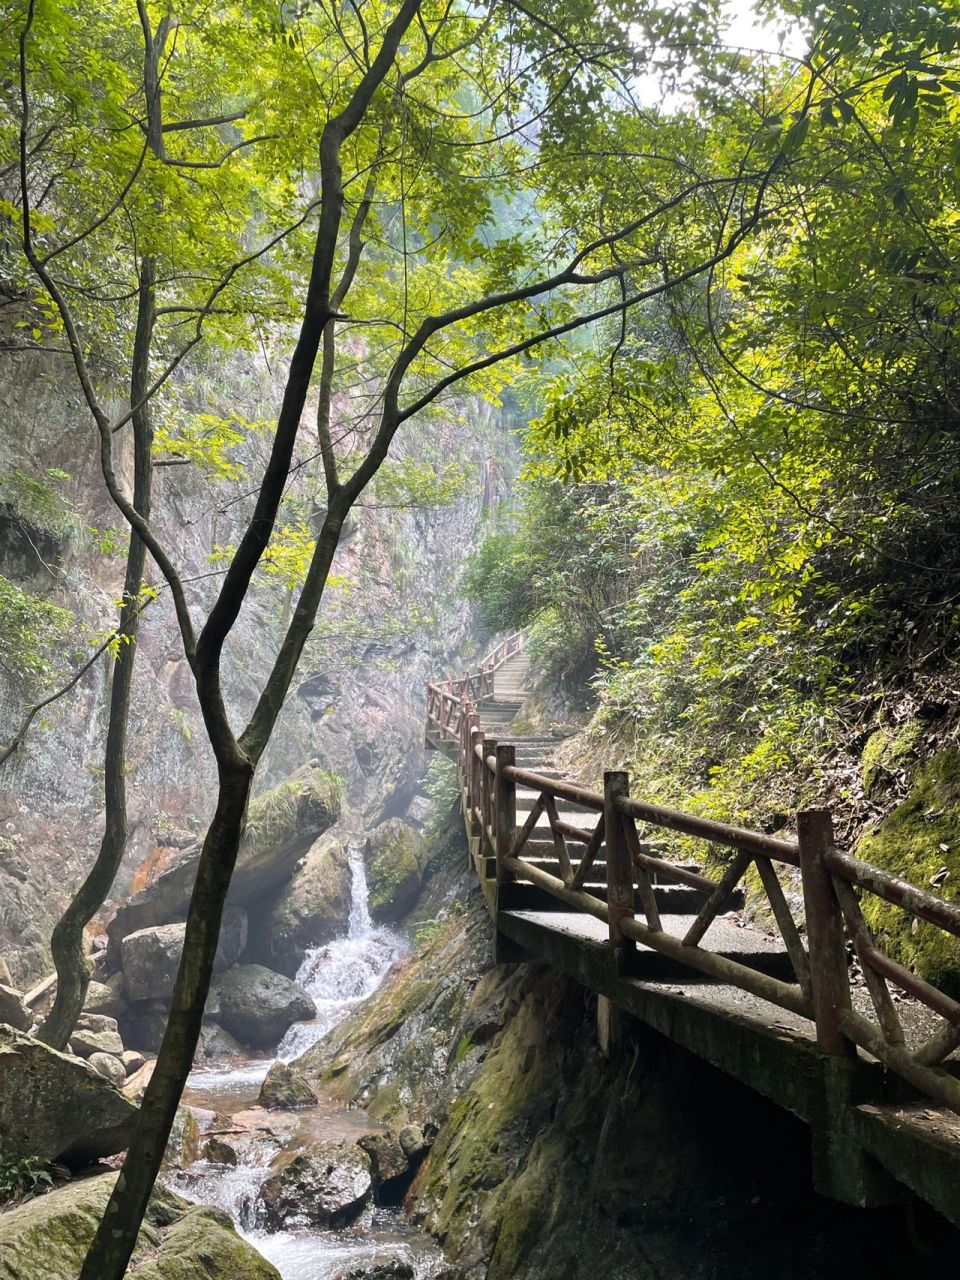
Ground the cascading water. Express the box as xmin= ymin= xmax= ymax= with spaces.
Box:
xmin=168 ymin=840 xmax=444 ymax=1279
xmin=278 ymin=844 xmax=407 ymax=1060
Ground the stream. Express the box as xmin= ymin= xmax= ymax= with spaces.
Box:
xmin=165 ymin=844 xmax=446 ymax=1279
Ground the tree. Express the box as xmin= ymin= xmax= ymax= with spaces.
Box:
xmin=9 ymin=1 xmax=801 ymax=1273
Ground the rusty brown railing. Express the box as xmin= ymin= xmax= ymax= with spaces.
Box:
xmin=426 ymin=643 xmax=960 ymax=1115
xmin=425 ymin=633 xmax=524 ymax=744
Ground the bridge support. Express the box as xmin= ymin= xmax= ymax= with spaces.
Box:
xmin=810 ymin=1057 xmax=909 ymax=1208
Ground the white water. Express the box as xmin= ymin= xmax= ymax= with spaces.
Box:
xmin=278 ymin=845 xmax=407 ymax=1060
xmin=170 ymin=842 xmax=443 ymax=1280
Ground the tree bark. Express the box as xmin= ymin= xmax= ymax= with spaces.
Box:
xmin=36 ymin=259 xmax=156 ymax=1049
xmin=78 ymin=760 xmax=253 ymax=1280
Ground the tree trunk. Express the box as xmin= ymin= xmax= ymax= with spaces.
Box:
xmin=79 ymin=759 xmax=254 ymax=1280
xmin=36 ymin=259 xmax=156 ymax=1049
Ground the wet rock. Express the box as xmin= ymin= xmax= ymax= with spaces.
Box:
xmin=70 ymin=1012 xmax=123 ymax=1058
xmin=0 ymin=982 xmax=32 ymax=1031
xmin=108 ymin=766 xmax=341 ymax=947
xmin=217 ymin=964 xmax=316 ymax=1050
xmin=398 ymin=1124 xmax=430 ymax=1162
xmin=122 ymin=1048 xmax=147 ymax=1075
xmin=195 ymin=1021 xmax=243 ymax=1061
xmin=254 ymin=833 xmax=351 ymax=976
xmin=121 ymin=922 xmax=186 ymax=1003
xmin=164 ymin=1105 xmax=201 ymax=1168
xmin=83 ymin=973 xmax=128 ymax=1019
xmin=257 ymin=1141 xmax=372 ymax=1229
xmin=0 ymin=1171 xmax=281 ymax=1279
xmin=0 ymin=1025 xmax=137 ymax=1165
xmin=333 ymin=1263 xmax=414 ymax=1280
xmin=202 ymin=1136 xmax=238 ymax=1166
xmin=88 ymin=1050 xmax=126 ymax=1087
xmin=258 ymin=1060 xmax=318 ymax=1110
xmin=364 ymin=819 xmax=427 ymax=923
xmin=357 ymin=1131 xmax=408 ymax=1185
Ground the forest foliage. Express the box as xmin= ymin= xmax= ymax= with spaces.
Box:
xmin=466 ymin=0 xmax=960 ymax=826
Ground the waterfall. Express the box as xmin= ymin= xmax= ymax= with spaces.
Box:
xmin=277 ymin=842 xmax=406 ymax=1060
xmin=170 ymin=839 xmax=443 ymax=1280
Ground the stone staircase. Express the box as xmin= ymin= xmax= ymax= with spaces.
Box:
xmin=477 ymin=650 xmax=791 ymax=980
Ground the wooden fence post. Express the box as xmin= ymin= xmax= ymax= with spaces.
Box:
xmin=604 ymin=770 xmax=635 ymax=971
xmin=482 ymin=736 xmax=498 ymax=858
xmin=495 ymin=743 xmax=516 ymax=885
xmin=798 ymin=808 xmax=854 ymax=1058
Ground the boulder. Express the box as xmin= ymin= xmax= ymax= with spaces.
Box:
xmin=357 ymin=1132 xmax=408 ymax=1186
xmin=363 ymin=819 xmax=427 ymax=923
xmin=398 ymin=1124 xmax=430 ymax=1162
xmin=258 ymin=1061 xmax=318 ymax=1110
xmin=0 ymin=1171 xmax=281 ymax=1279
xmin=83 ymin=973 xmax=128 ymax=1019
xmin=123 ymin=1058 xmax=156 ymax=1102
xmin=122 ymin=1048 xmax=147 ymax=1076
xmin=0 ymin=1026 xmax=137 ymax=1166
xmin=88 ymin=1051 xmax=126 ymax=1087
xmin=254 ymin=833 xmax=352 ymax=975
xmin=108 ymin=765 xmax=341 ymax=947
xmin=217 ymin=964 xmax=316 ymax=1050
xmin=120 ymin=1000 xmax=169 ymax=1053
xmin=333 ymin=1264 xmax=414 ymax=1280
xmin=195 ymin=1021 xmax=243 ymax=1061
xmin=121 ymin=922 xmax=186 ymax=1003
xmin=163 ymin=1104 xmax=201 ymax=1168
xmin=70 ymin=1012 xmax=123 ymax=1058
xmin=0 ymin=983 xmax=32 ymax=1031
xmin=202 ymin=1136 xmax=238 ymax=1166
xmin=257 ymin=1141 xmax=372 ymax=1229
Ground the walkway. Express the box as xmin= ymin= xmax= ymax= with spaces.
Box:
xmin=425 ymin=637 xmax=960 ymax=1228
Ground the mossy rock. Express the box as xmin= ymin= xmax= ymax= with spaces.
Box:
xmin=0 ymin=1171 xmax=280 ymax=1279
xmin=364 ymin=819 xmax=427 ymax=923
xmin=861 ymin=719 xmax=922 ymax=795
xmin=857 ymin=748 xmax=960 ymax=993
xmin=255 ymin=833 xmax=352 ymax=975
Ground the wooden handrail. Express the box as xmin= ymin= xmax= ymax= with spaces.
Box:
xmin=426 ymin=639 xmax=960 ymax=1114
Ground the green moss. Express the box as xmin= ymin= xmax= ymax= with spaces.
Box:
xmin=245 ymin=772 xmax=342 ymax=848
xmin=857 ymin=748 xmax=960 ymax=993
xmin=0 ymin=468 xmax=76 ymax=536
xmin=862 ymin=719 xmax=922 ymax=795
xmin=453 ymin=1031 xmax=474 ymax=1064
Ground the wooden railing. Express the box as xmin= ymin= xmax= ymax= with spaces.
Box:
xmin=425 ymin=633 xmax=524 ymax=742
xmin=426 ymin=648 xmax=960 ymax=1115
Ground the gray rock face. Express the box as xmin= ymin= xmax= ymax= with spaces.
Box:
xmin=257 ymin=1141 xmax=372 ymax=1229
xmin=364 ymin=819 xmax=427 ymax=923
xmin=258 ymin=1061 xmax=318 ymax=1110
xmin=217 ymin=965 xmax=316 ymax=1050
xmin=70 ymin=1012 xmax=123 ymax=1058
xmin=121 ymin=922 xmax=186 ymax=1003
xmin=0 ymin=983 xmax=32 ymax=1031
xmin=120 ymin=1000 xmax=169 ymax=1053
xmin=88 ymin=1050 xmax=126 ymax=1087
xmin=254 ymin=833 xmax=352 ymax=976
xmin=0 ymin=1171 xmax=282 ymax=1279
xmin=107 ymin=766 xmax=341 ymax=949
xmin=0 ymin=1025 xmax=137 ymax=1165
